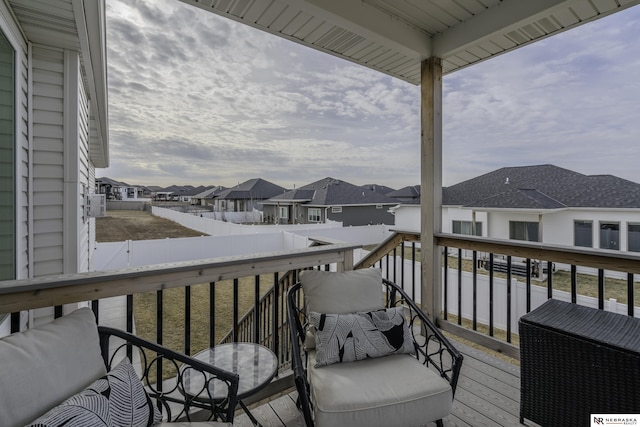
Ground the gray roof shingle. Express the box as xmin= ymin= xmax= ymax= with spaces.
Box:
xmin=443 ymin=165 xmax=640 ymax=209
xmin=266 ymin=177 xmax=398 ymax=206
xmin=215 ymin=178 xmax=286 ymax=200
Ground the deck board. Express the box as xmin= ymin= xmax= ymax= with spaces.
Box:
xmin=243 ymin=341 xmax=523 ymax=426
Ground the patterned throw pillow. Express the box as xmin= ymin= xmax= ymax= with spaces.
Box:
xmin=310 ymin=306 xmax=415 ymax=367
xmin=27 ymin=358 xmax=161 ymax=427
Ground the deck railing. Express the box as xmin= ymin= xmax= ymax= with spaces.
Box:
xmin=353 ymin=231 xmax=640 ymax=359
xmin=0 ymin=243 xmax=358 ymax=401
xmin=3 ymin=232 xmax=640 ymax=400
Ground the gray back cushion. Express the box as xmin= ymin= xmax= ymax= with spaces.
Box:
xmin=0 ymin=308 xmax=107 ymax=427
xmin=300 ymin=268 xmax=385 ymax=314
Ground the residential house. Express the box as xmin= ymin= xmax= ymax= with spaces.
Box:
xmin=96 ymin=177 xmax=149 ymax=200
xmin=1 ymin=0 xmax=108 ymax=325
xmin=263 ymin=177 xmax=398 ymax=226
xmin=212 ymin=178 xmax=286 ymax=213
xmin=190 ymin=186 xmax=226 ymax=206
xmin=158 ymin=185 xmax=203 ymax=202
xmin=392 ymin=165 xmax=640 ymax=252
xmin=387 ymin=185 xmax=421 ymax=205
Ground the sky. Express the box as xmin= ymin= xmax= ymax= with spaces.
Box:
xmin=102 ymin=0 xmax=640 ymax=190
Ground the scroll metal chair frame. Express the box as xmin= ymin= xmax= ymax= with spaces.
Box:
xmin=287 ymin=278 xmax=464 ymax=427
xmin=98 ymin=326 xmax=240 ymax=423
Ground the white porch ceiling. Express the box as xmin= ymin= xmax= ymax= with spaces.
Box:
xmin=178 ymin=0 xmax=640 ymax=84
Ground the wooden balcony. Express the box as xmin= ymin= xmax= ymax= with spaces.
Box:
xmin=236 ymin=340 xmax=520 ymax=427
xmin=2 ymin=233 xmax=639 ymax=426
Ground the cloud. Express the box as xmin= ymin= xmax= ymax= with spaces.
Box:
xmin=102 ymin=0 xmax=640 ymax=190
xmin=442 ymin=5 xmax=640 ymax=185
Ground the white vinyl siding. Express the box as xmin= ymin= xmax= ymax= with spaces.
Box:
xmin=16 ymin=40 xmax=27 ymax=280
xmin=0 ymin=31 xmax=14 ymax=280
xmin=32 ymin=46 xmax=65 ymax=277
xmin=77 ymin=69 xmax=91 ymax=273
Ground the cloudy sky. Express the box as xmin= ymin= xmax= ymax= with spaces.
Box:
xmin=102 ymin=1 xmax=640 ymax=190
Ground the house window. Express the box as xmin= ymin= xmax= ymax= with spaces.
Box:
xmin=599 ymin=222 xmax=619 ymax=250
xmin=574 ymin=221 xmax=592 ymax=247
xmin=0 ymin=31 xmax=14 ymax=281
xmin=331 ymin=206 xmax=342 ymax=213
xmin=599 ymin=222 xmax=620 ymax=250
xmin=509 ymin=221 xmax=539 ymax=242
xmin=629 ymin=223 xmax=640 ymax=252
xmin=452 ymin=220 xmax=482 ymax=236
xmin=278 ymin=206 xmax=288 ymax=219
xmin=308 ymin=208 xmax=321 ymax=222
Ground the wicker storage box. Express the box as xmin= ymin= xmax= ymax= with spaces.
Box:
xmin=519 ymin=299 xmax=640 ymax=427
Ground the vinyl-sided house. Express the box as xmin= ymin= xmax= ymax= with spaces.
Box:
xmin=212 ymin=178 xmax=285 ymax=213
xmin=393 ymin=165 xmax=640 ymax=252
xmin=190 ymin=185 xmax=226 ymax=206
xmin=263 ymin=177 xmax=398 ymax=226
xmin=95 ymin=177 xmax=149 ymax=200
xmin=1 ymin=0 xmax=108 ymax=326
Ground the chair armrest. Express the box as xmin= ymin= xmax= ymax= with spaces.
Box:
xmin=383 ymin=279 xmax=464 ymax=396
xmin=287 ymin=283 xmax=315 ymax=427
xmin=97 ymin=326 xmax=239 ymax=423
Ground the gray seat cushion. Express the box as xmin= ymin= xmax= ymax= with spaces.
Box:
xmin=308 ymin=351 xmax=452 ymax=427
xmin=300 ymin=268 xmax=385 ymax=314
xmin=0 ymin=308 xmax=106 ymax=427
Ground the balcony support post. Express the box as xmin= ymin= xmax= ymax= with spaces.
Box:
xmin=420 ymin=57 xmax=443 ymax=322
xmin=337 ymin=249 xmax=354 ymax=271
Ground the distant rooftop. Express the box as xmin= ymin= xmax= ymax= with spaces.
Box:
xmin=267 ymin=177 xmax=398 ymax=206
xmin=443 ymin=164 xmax=640 ymax=209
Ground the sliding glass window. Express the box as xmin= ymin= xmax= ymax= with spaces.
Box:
xmin=0 ymin=31 xmax=14 ymax=281
xmin=452 ymin=220 xmax=482 ymax=236
xmin=628 ymin=223 xmax=640 ymax=252
xmin=599 ymin=222 xmax=620 ymax=250
xmin=509 ymin=221 xmax=539 ymax=242
xmin=574 ymin=220 xmax=593 ymax=248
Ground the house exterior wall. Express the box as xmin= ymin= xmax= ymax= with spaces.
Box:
xmin=401 ymin=205 xmax=640 ymax=252
xmin=486 ymin=211 xmax=540 ymax=240
xmin=77 ymin=60 xmax=92 ymax=274
xmin=392 ymin=205 xmax=420 ymax=232
xmin=264 ymin=204 xmax=396 ymax=226
xmin=0 ymin=1 xmax=107 ymax=332
xmin=0 ymin=3 xmax=28 ymax=281
xmin=32 ymin=46 xmax=65 ymax=277
xmin=442 ymin=207 xmax=488 ymax=236
xmin=31 ymin=47 xmax=95 ymax=324
xmin=542 ymin=209 xmax=640 ymax=250
xmin=263 ymin=204 xmax=296 ymax=224
xmin=325 ymin=205 xmax=395 ymax=226
xmin=29 ymin=46 xmax=94 ymax=278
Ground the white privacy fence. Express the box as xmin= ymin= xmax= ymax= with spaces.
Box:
xmin=152 ymin=206 xmax=344 ymax=236
xmin=199 ymin=210 xmax=263 ymax=223
xmin=94 ymin=231 xmax=310 ymax=270
xmin=95 ymin=208 xmax=391 ymax=270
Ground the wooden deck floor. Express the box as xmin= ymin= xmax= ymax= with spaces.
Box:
xmin=234 ymin=341 xmax=525 ymax=427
